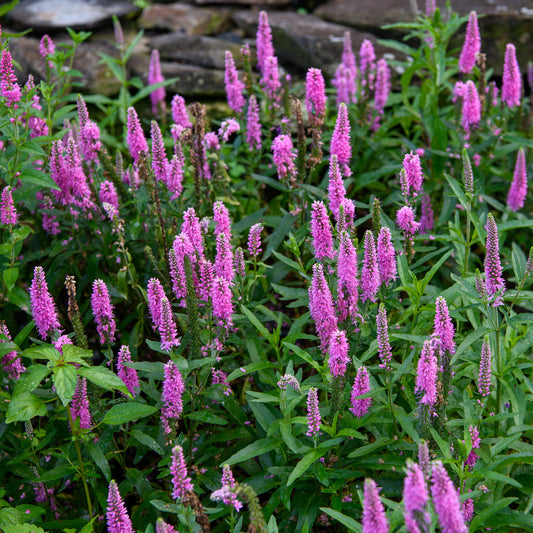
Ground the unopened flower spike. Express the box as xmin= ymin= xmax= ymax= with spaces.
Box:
xmin=106 ymin=480 xmax=134 ymax=533
xmin=306 ymin=387 xmax=320 ymax=437
xmin=350 ymin=366 xmax=372 ymax=417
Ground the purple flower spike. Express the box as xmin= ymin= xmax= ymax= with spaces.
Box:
xmin=171 ymin=445 xmax=194 ymax=499
xmin=331 ymin=103 xmax=352 ymax=177
xmin=361 ymin=230 xmax=380 ymax=303
xmin=478 ymin=340 xmax=492 ymax=398
xmin=507 ymin=148 xmax=528 ymax=211
xmin=256 ymin=11 xmax=274 ymax=73
xmin=224 ymin=51 xmax=245 ymax=113
xmin=106 ymin=480 xmax=134 ymax=533
xmin=328 ymin=155 xmax=346 ymax=219
xmin=350 ymin=366 xmax=372 ymax=417
xmin=502 ymin=43 xmax=522 ymax=108
xmin=126 ymin=107 xmax=148 ymax=164
xmin=148 ymin=49 xmax=166 ymax=116
xmin=30 ymin=266 xmax=61 ymax=340
xmin=306 ymin=387 xmax=320 ymax=437
xmin=397 ymin=206 xmax=420 ymax=236
xmin=248 ymin=223 xmax=263 ymax=257
xmin=433 ymin=296 xmax=455 ymax=355
xmin=213 ymin=200 xmax=232 ymax=240
xmin=377 ymin=227 xmax=396 ymax=287
xmin=161 ymin=359 xmax=185 ymax=434
xmin=362 ymin=479 xmax=389 ymax=533
xmin=0 ymin=323 xmax=25 ymax=379
xmin=99 ymin=181 xmax=119 ymax=211
xmin=459 ymin=11 xmax=481 ymax=73
xmin=309 ymin=263 xmax=337 ymax=350
xmin=159 ymin=296 xmax=180 ymax=352
xmin=91 ymin=279 xmax=116 ymax=345
xmin=402 ymin=152 xmax=424 ymax=197
xmin=171 ymin=94 xmax=192 ymax=129
xmin=310 ymin=201 xmax=334 ymax=260
xmin=1 ymin=186 xmax=17 ymax=226
xmin=419 ymin=194 xmax=434 ymax=234
xmin=220 ymin=465 xmax=242 ymax=512
xmin=151 ymin=120 xmax=169 ymax=183
xmin=359 ymin=39 xmax=376 ymax=96
xmin=0 ymin=50 xmax=21 ymax=107
xmin=272 ymin=134 xmax=297 ymax=184
xmin=305 ymin=68 xmax=327 ymax=127
xmin=332 ymin=32 xmax=357 ymax=105
xmin=461 ymin=80 xmax=481 ymax=137
xmin=403 ymin=462 xmax=429 ymax=514
xmin=430 ymin=462 xmax=468 ymax=533
xmin=377 ymin=305 xmax=393 ymax=369
xmin=246 ymin=94 xmax=262 ymax=150
xmin=337 ymin=231 xmax=359 ymax=322
xmin=71 ymin=377 xmax=92 ymax=430
xmin=484 ymin=213 xmax=505 ymax=305
xmin=117 ymin=345 xmax=139 ymax=397
xmin=328 ymin=329 xmax=350 ymax=377
xmin=212 ymin=276 xmax=234 ymax=328
xmin=415 ymin=339 xmax=438 ymax=406
xmin=372 ymin=58 xmax=391 ymax=130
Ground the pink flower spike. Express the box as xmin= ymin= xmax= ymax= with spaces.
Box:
xmin=507 ymin=148 xmax=528 ymax=211
xmin=359 ymin=39 xmax=376 ymax=95
xmin=30 ymin=266 xmax=61 ymax=340
xmin=419 ymin=194 xmax=434 ymax=234
xmin=310 ymin=201 xmax=334 ymax=260
xmin=402 ymin=152 xmax=424 ymax=197
xmin=478 ymin=340 xmax=492 ymax=397
xmin=1 ymin=186 xmax=17 ymax=226
xmin=171 ymin=94 xmax=192 ymax=129
xmin=373 ymin=58 xmax=391 ymax=130
xmin=261 ymin=54 xmax=281 ymax=105
xmin=167 ymin=144 xmax=185 ymax=200
xmin=171 ymin=445 xmax=194 ymax=499
xmin=246 ymin=94 xmax=262 ymax=150
xmin=433 ymin=296 xmax=455 ymax=355
xmin=484 ymin=213 xmax=505 ymax=305
xmin=220 ymin=465 xmax=242 ymax=511
xmin=39 ymin=34 xmax=55 ymax=68
xmin=361 ymin=230 xmax=380 ymax=303
xmin=161 ymin=359 xmax=185 ymax=434
xmin=403 ymin=461 xmax=429 ymax=515
xmin=502 ymin=43 xmax=522 ymax=108
xmin=272 ymin=134 xmax=296 ymax=184
xmin=0 ymin=323 xmax=25 ymax=380
xmin=256 ymin=11 xmax=274 ymax=73
xmin=248 ymin=223 xmax=263 ymax=257
xmin=328 ymin=329 xmax=350 ymax=377
xmin=151 ymin=120 xmax=169 ymax=183
xmin=377 ymin=227 xmax=396 ymax=286
xmin=224 ymin=51 xmax=245 ymax=113
xmin=159 ymin=296 xmax=180 ymax=352
xmin=461 ymin=80 xmax=481 ymax=137
xmin=148 ymin=49 xmax=166 ymax=116
xmin=415 ymin=339 xmax=438 ymax=406
xmin=309 ymin=263 xmax=337 ymax=350
xmin=117 ymin=345 xmax=139 ymax=397
xmin=91 ymin=279 xmax=116 ymax=345
xmin=306 ymin=387 xmax=320 ymax=437
xmin=71 ymin=377 xmax=92 ymax=430
xmin=459 ymin=11 xmax=481 ymax=73
xmin=362 ymin=479 xmax=388 ymax=533
xmin=99 ymin=181 xmax=119 ymax=211
xmin=328 ymin=155 xmax=346 ymax=219
xmin=126 ymin=107 xmax=148 ymax=164
xmin=147 ymin=278 xmax=165 ymax=331
xmin=350 ymin=366 xmax=372 ymax=417
xmin=331 ymin=103 xmax=351 ymax=177
xmin=376 ymin=305 xmax=393 ymax=369
xmin=337 ymin=231 xmax=359 ymax=322
xmin=212 ymin=276 xmax=234 ymax=328
xmin=106 ymin=480 xmax=134 ymax=533
xmin=305 ymin=67 xmax=327 ymax=127
xmin=0 ymin=50 xmax=21 ymax=107
xmin=397 ymin=206 xmax=420 ymax=236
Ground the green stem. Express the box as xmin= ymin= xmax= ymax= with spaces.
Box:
xmin=463 ymin=203 xmax=471 ymax=277
xmin=495 ymin=326 xmax=502 ymax=437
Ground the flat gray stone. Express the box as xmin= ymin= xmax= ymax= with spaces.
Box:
xmin=193 ymin=0 xmax=290 ymax=4
xmin=150 ymin=33 xmax=242 ymax=69
xmin=8 ymin=0 xmax=137 ymax=30
xmin=139 ymin=2 xmax=231 ymax=35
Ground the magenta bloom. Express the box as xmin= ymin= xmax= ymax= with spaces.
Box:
xmin=156 ymin=519 xmax=176 ymax=533
xmin=478 ymin=340 xmax=492 ymax=397
xmin=147 ymin=278 xmax=165 ymax=331
xmin=212 ymin=276 xmax=234 ymax=328
xmin=305 ymin=68 xmax=327 ymax=127
xmin=261 ymin=55 xmax=281 ymax=105
xmin=219 ymin=118 xmax=240 ymax=142
xmin=484 ymin=213 xmax=505 ymax=305
xmin=361 ymin=230 xmax=380 ymax=303
xmin=126 ymin=107 xmax=148 ymax=164
xmin=248 ymin=223 xmax=263 ymax=257
xmin=373 ymin=58 xmax=391 ymax=130
xmin=507 ymin=148 xmax=528 ymax=211
xmin=459 ymin=11 xmax=481 ymax=73
xmin=403 ymin=462 xmax=429 ymax=514
xmin=415 ymin=340 xmax=438 ymax=406
xmin=256 ymin=11 xmax=274 ymax=73
xmin=328 ymin=155 xmax=346 ymax=219
xmin=220 ymin=464 xmax=242 ymax=511
xmin=419 ymin=194 xmax=434 ymax=234
xmin=306 ymin=387 xmax=320 ymax=437
xmin=1 ymin=186 xmax=17 ymax=225
xmin=465 ymin=425 xmax=481 ymax=468
xmin=224 ymin=51 xmax=245 ymax=113
xmin=91 ymin=280 xmax=116 ymax=345
xmin=167 ymin=144 xmax=185 ymax=200
xmin=39 ymin=34 xmax=55 ymax=68
xmin=502 ymin=43 xmax=522 ymax=108
xmin=182 ymin=207 xmax=205 ymax=258
xmin=159 ymin=296 xmax=180 ymax=351
xmin=377 ymin=227 xmax=396 ymax=286
xmin=30 ymin=266 xmax=61 ymax=340
xmin=0 ymin=323 xmax=25 ymax=380
xmin=310 ymin=201 xmax=334 ymax=260
xmin=71 ymin=377 xmax=92 ymax=430
xmin=213 ymin=200 xmax=232 ymax=240
xmin=332 ymin=32 xmax=357 ymax=105
xmin=331 ymin=103 xmax=351 ymax=176
xmin=433 ymin=296 xmax=455 ymax=356
xmin=171 ymin=445 xmax=194 ymax=499
xmin=151 ymin=120 xmax=169 ymax=183
xmin=402 ymin=152 xmax=424 ymax=197
xmin=309 ymin=263 xmax=338 ymax=350
xmin=171 ymin=94 xmax=192 ymax=129
xmin=272 ymin=134 xmax=296 ymax=183
xmin=377 ymin=305 xmax=393 ymax=369
xmin=397 ymin=206 xmax=420 ymax=236
xmin=107 ymin=480 xmax=134 ymax=533
xmin=148 ymin=49 xmax=166 ymax=116
xmin=430 ymin=462 xmax=468 ymax=533
xmin=117 ymin=345 xmax=139 ymax=397
xmin=215 ymin=233 xmax=234 ymax=283
xmin=99 ymin=181 xmax=119 ymax=211
xmin=328 ymin=329 xmax=350 ymax=377
xmin=362 ymin=479 xmax=388 ymax=533
xmin=350 ymin=366 xmax=372 ymax=417
xmin=235 ymin=247 xmax=245 ymax=278
xmin=161 ymin=359 xmax=185 ymax=434
xmin=246 ymin=94 xmax=262 ymax=150
xmin=77 ymin=95 xmax=102 ymax=161
xmin=359 ymin=39 xmax=376 ymax=95
xmin=337 ymin=231 xmax=359 ymax=322
xmin=0 ymin=50 xmax=21 ymax=107
xmin=169 ymin=233 xmax=195 ymax=301
xmin=461 ymin=80 xmax=481 ymax=137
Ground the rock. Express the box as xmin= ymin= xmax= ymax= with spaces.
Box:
xmin=9 ymin=35 xmax=122 ymax=96
xmin=150 ymin=32 xmax=242 ymax=69
xmin=139 ymin=2 xmax=232 ymax=35
xmin=233 ymin=10 xmax=390 ymax=76
xmin=7 ymin=0 xmax=138 ymax=30
xmin=193 ymin=0 xmax=290 ymax=4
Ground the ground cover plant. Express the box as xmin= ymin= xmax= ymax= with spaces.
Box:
xmin=0 ymin=2 xmax=532 ymax=532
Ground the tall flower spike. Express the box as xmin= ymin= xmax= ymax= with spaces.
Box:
xmin=359 ymin=39 xmax=376 ymax=95
xmin=305 ymin=67 xmax=327 ymax=127
xmin=0 ymin=50 xmax=21 ymax=107
xmin=306 ymin=387 xmax=320 ymax=437
xmin=1 ymin=186 xmax=17 ymax=225
xmin=91 ymin=280 xmax=116 ymax=345
xmin=465 ymin=425 xmax=481 ymax=468
xmin=220 ymin=465 xmax=243 ymax=512
xmin=167 ymin=144 xmax=185 ymax=200
xmin=107 ymin=480 xmax=134 ymax=533
xmin=147 ymin=278 xmax=165 ymax=331
xmin=361 ymin=230 xmax=380 ymax=303
xmin=331 ymin=103 xmax=352 ymax=177
xmin=402 ymin=152 xmax=424 ymax=197
xmin=478 ymin=340 xmax=492 ymax=397
xmin=256 ymin=11 xmax=274 ymax=73
xmin=362 ymin=479 xmax=389 ymax=533
xmin=415 ymin=340 xmax=438 ymax=406
xmin=148 ymin=49 xmax=166 ymax=116
xmin=0 ymin=323 xmax=25 ymax=379
xmin=377 ymin=227 xmax=396 ymax=287
xmin=159 ymin=296 xmax=180 ymax=351
xmin=77 ymin=94 xmax=101 ymax=162
xmin=171 ymin=94 xmax=192 ymax=129
xmin=430 ymin=462 xmax=468 ymax=533
xmin=30 ymin=266 xmax=61 ymax=340
xmin=350 ymin=366 xmax=372 ymax=417
xmin=224 ymin=50 xmax=245 ymax=113
xmin=212 ymin=276 xmax=234 ymax=328
xmin=126 ymin=107 xmax=148 ymax=164
xmin=337 ymin=231 xmax=359 ymax=322
xmin=507 ymin=147 xmax=528 ymax=211
xmin=161 ymin=359 xmax=185 ymax=434
xmin=171 ymin=445 xmax=194 ymax=499
xmin=117 ymin=346 xmax=139 ymax=397
xmin=461 ymin=80 xmax=481 ymax=138
xmin=151 ymin=120 xmax=169 ymax=183
xmin=372 ymin=58 xmax=391 ymax=130
xmin=332 ymin=32 xmax=357 ymax=105
xmin=328 ymin=329 xmax=350 ymax=377
xmin=376 ymin=305 xmax=393 ymax=369
xmin=215 ymin=232 xmax=234 ymax=282
xmin=403 ymin=461 xmax=429 ymax=515
xmin=459 ymin=11 xmax=481 ymax=73
xmin=502 ymin=43 xmax=522 ymax=108
xmin=419 ymin=194 xmax=434 ymax=234
xmin=309 ymin=263 xmax=337 ymax=350
xmin=213 ymin=200 xmax=232 ymax=240
xmin=272 ymin=134 xmax=297 ymax=184
xmin=99 ymin=181 xmax=119 ymax=211
xmin=39 ymin=34 xmax=55 ymax=68
xmin=433 ymin=296 xmax=455 ymax=355
xmin=328 ymin=155 xmax=346 ymax=219
xmin=484 ymin=213 xmax=505 ymax=305
xmin=246 ymin=94 xmax=262 ymax=150
xmin=261 ymin=54 xmax=281 ymax=105
xmin=418 ymin=441 xmax=431 ymax=478
xmin=310 ymin=201 xmax=334 ymax=260
xmin=397 ymin=206 xmax=420 ymax=236
xmin=248 ymin=223 xmax=263 ymax=257
xmin=71 ymin=377 xmax=92 ymax=430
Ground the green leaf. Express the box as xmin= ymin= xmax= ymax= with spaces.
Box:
xmin=185 ymin=411 xmax=228 ymax=425
xmin=5 ymin=392 xmax=47 ymax=423
xmin=348 ymin=438 xmax=391 ymax=459
xmin=283 ymin=342 xmax=321 ymax=371
xmin=131 ymin=429 xmax=164 ymax=455
xmin=3 ymin=267 xmax=18 ymax=292
xmin=150 ymin=499 xmax=183 ymax=514
xmin=52 ymin=365 xmax=78 ymax=406
xmin=223 ymin=438 xmax=281 ymax=467
xmin=102 ymin=402 xmax=158 ymax=425
xmin=287 ymin=448 xmax=326 ymax=486
xmin=0 ymin=341 xmax=17 ymax=358
xmin=240 ymin=305 xmax=275 ymax=345
xmin=470 ymin=497 xmax=517 ymax=531
xmin=0 ymin=0 xmax=19 ymax=18
xmin=13 ymin=364 xmax=50 ymax=396
xmin=77 ymin=365 xmax=131 ymax=397
xmin=34 ymin=463 xmax=76 ymax=484
xmin=87 ymin=443 xmax=111 ymax=482
xmin=62 ymin=344 xmax=93 ymax=364
xmin=20 ymin=168 xmax=60 ymax=190
xmin=319 ymin=507 xmax=361 ymax=532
